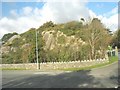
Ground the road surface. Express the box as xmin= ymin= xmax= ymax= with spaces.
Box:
xmin=2 ymin=60 xmax=118 ymax=88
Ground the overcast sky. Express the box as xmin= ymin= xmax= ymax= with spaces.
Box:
xmin=0 ymin=0 xmax=119 ymax=38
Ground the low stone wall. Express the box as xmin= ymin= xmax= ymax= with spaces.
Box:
xmin=2 ymin=63 xmax=37 ymax=70
xmin=2 ymin=58 xmax=109 ymax=70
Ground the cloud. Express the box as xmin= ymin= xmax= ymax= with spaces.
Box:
xmin=103 ymin=6 xmax=118 ymax=17
xmin=10 ymin=10 xmax=18 ymax=17
xmin=40 ymin=1 xmax=90 ymax=23
xmin=22 ymin=7 xmax=33 ymax=16
xmin=88 ymin=10 xmax=97 ymax=19
xmin=87 ymin=6 xmax=118 ymax=32
xmin=100 ymin=14 xmax=118 ymax=32
xmin=0 ymin=1 xmax=118 ymax=39
xmin=97 ymin=6 xmax=118 ymax=32
xmin=0 ymin=1 xmax=90 ymax=38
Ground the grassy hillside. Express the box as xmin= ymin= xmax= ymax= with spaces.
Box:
xmin=1 ymin=18 xmax=113 ymax=64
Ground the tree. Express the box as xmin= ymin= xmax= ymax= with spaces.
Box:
xmin=81 ymin=18 xmax=111 ymax=59
xmin=118 ymin=29 xmax=120 ymax=49
xmin=111 ymin=29 xmax=120 ymax=49
xmin=38 ymin=21 xmax=55 ymax=29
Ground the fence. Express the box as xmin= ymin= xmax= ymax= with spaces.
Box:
xmin=1 ymin=58 xmax=109 ymax=70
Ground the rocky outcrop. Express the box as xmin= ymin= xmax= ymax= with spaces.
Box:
xmin=42 ymin=30 xmax=86 ymax=51
xmin=1 ymin=46 xmax=11 ymax=54
xmin=42 ymin=30 xmax=56 ymax=50
xmin=21 ymin=43 xmax=31 ymax=49
xmin=6 ymin=35 xmax=21 ymax=45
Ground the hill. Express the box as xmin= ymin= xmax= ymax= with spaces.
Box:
xmin=1 ymin=18 xmax=112 ymax=64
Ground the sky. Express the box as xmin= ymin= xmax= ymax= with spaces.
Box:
xmin=0 ymin=0 xmax=119 ymax=39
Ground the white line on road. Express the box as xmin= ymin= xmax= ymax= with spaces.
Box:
xmin=3 ymin=79 xmax=18 ymax=85
xmin=3 ymin=83 xmax=13 ymax=87
xmin=10 ymin=82 xmax=26 ymax=87
xmin=34 ymin=71 xmax=71 ymax=75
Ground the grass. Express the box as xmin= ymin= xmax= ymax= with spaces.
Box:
xmin=108 ymin=56 xmax=118 ymax=63
xmin=58 ymin=56 xmax=118 ymax=71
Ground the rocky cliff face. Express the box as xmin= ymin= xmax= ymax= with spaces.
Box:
xmin=1 ymin=28 xmax=86 ymax=63
xmin=1 ymin=35 xmax=21 ymax=54
xmin=42 ymin=30 xmax=85 ymax=51
xmin=1 ymin=30 xmax=85 ymax=54
xmin=1 ymin=46 xmax=10 ymax=54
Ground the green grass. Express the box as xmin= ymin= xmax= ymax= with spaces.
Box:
xmin=58 ymin=56 xmax=118 ymax=71
xmin=108 ymin=56 xmax=118 ymax=63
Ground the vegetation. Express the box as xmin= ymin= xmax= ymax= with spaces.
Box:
xmin=1 ymin=18 xmax=117 ymax=64
xmin=57 ymin=35 xmax=66 ymax=44
xmin=2 ymin=32 xmax=18 ymax=43
xmin=58 ymin=56 xmax=118 ymax=71
xmin=111 ymin=29 xmax=120 ymax=49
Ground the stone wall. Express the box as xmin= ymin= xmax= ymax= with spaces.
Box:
xmin=2 ymin=58 xmax=109 ymax=70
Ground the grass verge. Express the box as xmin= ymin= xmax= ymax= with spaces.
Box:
xmin=58 ymin=56 xmax=118 ymax=71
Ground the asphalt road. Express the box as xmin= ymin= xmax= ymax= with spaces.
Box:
xmin=2 ymin=60 xmax=119 ymax=88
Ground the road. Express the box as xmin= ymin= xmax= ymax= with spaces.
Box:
xmin=2 ymin=60 xmax=119 ymax=88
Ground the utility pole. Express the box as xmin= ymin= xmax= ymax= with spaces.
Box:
xmin=36 ymin=30 xmax=39 ymax=69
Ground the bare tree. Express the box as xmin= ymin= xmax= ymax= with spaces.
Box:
xmin=82 ymin=18 xmax=111 ymax=59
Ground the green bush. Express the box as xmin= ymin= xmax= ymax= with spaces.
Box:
xmin=57 ymin=35 xmax=66 ymax=44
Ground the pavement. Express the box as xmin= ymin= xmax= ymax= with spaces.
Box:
xmin=2 ymin=60 xmax=119 ymax=88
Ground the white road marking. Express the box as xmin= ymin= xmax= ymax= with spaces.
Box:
xmin=28 ymin=82 xmax=32 ymax=85
xmin=3 ymin=79 xmax=19 ymax=85
xmin=115 ymin=86 xmax=118 ymax=88
xmin=34 ymin=72 xmax=58 ymax=75
xmin=11 ymin=82 xmax=25 ymax=87
xmin=78 ymin=83 xmax=88 ymax=87
xmin=3 ymin=83 xmax=13 ymax=87
xmin=34 ymin=71 xmax=71 ymax=75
